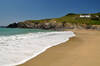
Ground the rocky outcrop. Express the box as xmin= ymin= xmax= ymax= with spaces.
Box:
xmin=7 ymin=23 xmax=18 ymax=28
xmin=7 ymin=12 xmax=100 ymax=30
xmin=7 ymin=21 xmax=64 ymax=30
xmin=7 ymin=21 xmax=100 ymax=30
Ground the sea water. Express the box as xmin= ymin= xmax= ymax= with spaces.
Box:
xmin=0 ymin=28 xmax=75 ymax=66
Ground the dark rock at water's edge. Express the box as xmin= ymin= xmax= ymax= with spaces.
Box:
xmin=7 ymin=23 xmax=18 ymax=28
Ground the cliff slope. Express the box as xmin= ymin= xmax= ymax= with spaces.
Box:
xmin=7 ymin=13 xmax=100 ymax=30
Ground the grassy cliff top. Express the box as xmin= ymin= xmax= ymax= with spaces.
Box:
xmin=23 ymin=12 xmax=100 ymax=25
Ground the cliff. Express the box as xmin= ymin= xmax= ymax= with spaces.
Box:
xmin=7 ymin=13 xmax=100 ymax=30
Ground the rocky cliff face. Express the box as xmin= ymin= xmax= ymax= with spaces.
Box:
xmin=7 ymin=21 xmax=63 ymax=30
xmin=7 ymin=12 xmax=100 ymax=30
xmin=7 ymin=21 xmax=100 ymax=30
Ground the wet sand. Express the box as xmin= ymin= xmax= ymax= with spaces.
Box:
xmin=19 ymin=29 xmax=100 ymax=66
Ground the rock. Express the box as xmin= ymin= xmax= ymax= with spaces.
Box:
xmin=7 ymin=20 xmax=100 ymax=30
xmin=7 ymin=23 xmax=18 ymax=28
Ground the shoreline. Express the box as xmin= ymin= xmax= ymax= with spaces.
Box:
xmin=14 ymin=31 xmax=75 ymax=66
xmin=19 ymin=29 xmax=100 ymax=66
xmin=0 ymin=28 xmax=75 ymax=66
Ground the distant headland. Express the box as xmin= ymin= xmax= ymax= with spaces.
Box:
xmin=7 ymin=12 xmax=100 ymax=30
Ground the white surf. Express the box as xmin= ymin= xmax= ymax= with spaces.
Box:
xmin=0 ymin=31 xmax=75 ymax=66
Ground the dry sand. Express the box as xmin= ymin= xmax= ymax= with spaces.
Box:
xmin=19 ymin=29 xmax=100 ymax=66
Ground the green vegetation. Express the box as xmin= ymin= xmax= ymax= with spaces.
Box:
xmin=25 ymin=12 xmax=100 ymax=25
xmin=55 ymin=12 xmax=100 ymax=25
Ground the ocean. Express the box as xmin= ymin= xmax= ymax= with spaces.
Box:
xmin=0 ymin=28 xmax=75 ymax=66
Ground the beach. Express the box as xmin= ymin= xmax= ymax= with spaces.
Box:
xmin=19 ymin=29 xmax=100 ymax=66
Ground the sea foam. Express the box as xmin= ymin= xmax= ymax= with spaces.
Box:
xmin=0 ymin=31 xmax=75 ymax=66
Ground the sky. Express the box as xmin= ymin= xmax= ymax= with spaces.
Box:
xmin=0 ymin=0 xmax=100 ymax=26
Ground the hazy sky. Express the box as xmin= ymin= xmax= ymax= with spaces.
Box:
xmin=0 ymin=0 xmax=100 ymax=26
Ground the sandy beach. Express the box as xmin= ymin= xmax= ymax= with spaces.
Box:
xmin=19 ymin=29 xmax=100 ymax=66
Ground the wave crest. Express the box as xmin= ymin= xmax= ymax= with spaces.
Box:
xmin=0 ymin=31 xmax=75 ymax=66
